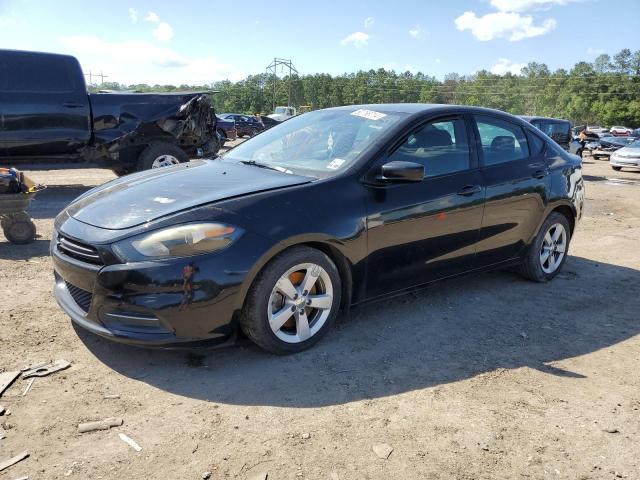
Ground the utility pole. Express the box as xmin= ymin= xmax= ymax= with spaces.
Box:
xmin=265 ymin=58 xmax=298 ymax=110
xmin=84 ymin=71 xmax=109 ymax=86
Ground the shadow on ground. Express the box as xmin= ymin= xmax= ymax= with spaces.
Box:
xmin=78 ymin=255 xmax=640 ymax=407
xmin=27 ymin=184 xmax=92 ymax=220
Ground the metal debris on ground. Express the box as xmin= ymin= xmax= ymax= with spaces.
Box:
xmin=22 ymin=360 xmax=70 ymax=379
xmin=0 ymin=451 xmax=29 ymax=472
xmin=118 ymin=433 xmax=142 ymax=452
xmin=78 ymin=417 xmax=123 ymax=433
xmin=372 ymin=443 xmax=394 ymax=459
xmin=103 ymin=394 xmax=120 ymax=400
xmin=22 ymin=378 xmax=35 ymax=397
xmin=0 ymin=371 xmax=21 ymax=397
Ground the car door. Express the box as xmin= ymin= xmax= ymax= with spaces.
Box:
xmin=472 ymin=114 xmax=551 ymax=266
xmin=2 ymin=51 xmax=91 ymax=159
xmin=364 ymin=114 xmax=485 ymax=298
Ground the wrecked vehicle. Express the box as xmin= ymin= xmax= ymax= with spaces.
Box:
xmin=0 ymin=49 xmax=218 ymax=174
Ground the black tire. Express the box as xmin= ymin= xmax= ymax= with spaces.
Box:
xmin=612 ymin=166 xmax=622 ymax=171
xmin=137 ymin=142 xmax=189 ymax=171
xmin=240 ymin=246 xmax=342 ymax=354
xmin=3 ymin=214 xmax=36 ymax=244
xmin=519 ymin=212 xmax=571 ymax=283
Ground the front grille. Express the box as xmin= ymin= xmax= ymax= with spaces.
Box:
xmin=57 ymin=233 xmax=103 ymax=266
xmin=66 ymin=281 xmax=93 ymax=313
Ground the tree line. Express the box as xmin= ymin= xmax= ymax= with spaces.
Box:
xmin=90 ymin=48 xmax=640 ymax=127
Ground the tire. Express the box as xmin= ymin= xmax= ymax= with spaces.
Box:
xmin=3 ymin=214 xmax=36 ymax=244
xmin=612 ymin=166 xmax=622 ymax=171
xmin=137 ymin=142 xmax=189 ymax=171
xmin=216 ymin=129 xmax=227 ymax=148
xmin=519 ymin=212 xmax=571 ymax=283
xmin=240 ymin=246 xmax=342 ymax=354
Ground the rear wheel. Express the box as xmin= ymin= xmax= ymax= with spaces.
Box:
xmin=519 ymin=212 xmax=571 ymax=282
xmin=137 ymin=142 xmax=189 ymax=171
xmin=241 ymin=246 xmax=342 ymax=354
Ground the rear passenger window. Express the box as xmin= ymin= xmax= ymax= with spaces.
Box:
xmin=388 ymin=118 xmax=470 ymax=177
xmin=475 ymin=115 xmax=530 ymax=166
xmin=1 ymin=52 xmax=77 ymax=93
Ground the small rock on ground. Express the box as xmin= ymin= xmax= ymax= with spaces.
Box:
xmin=372 ymin=443 xmax=394 ymax=459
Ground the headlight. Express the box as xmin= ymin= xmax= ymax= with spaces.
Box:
xmin=113 ymin=223 xmax=240 ymax=261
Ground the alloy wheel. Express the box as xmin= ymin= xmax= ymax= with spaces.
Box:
xmin=540 ymin=223 xmax=567 ymax=274
xmin=267 ymin=263 xmax=334 ymax=344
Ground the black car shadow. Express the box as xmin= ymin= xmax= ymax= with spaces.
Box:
xmin=78 ymin=256 xmax=640 ymax=408
xmin=27 ymin=184 xmax=92 ymax=220
xmin=0 ymin=238 xmax=50 ymax=260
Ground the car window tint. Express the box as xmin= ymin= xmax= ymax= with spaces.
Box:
xmin=388 ymin=118 xmax=470 ymax=177
xmin=475 ymin=115 xmax=529 ymax=166
xmin=529 ymin=132 xmax=546 ymax=155
xmin=2 ymin=52 xmax=77 ymax=93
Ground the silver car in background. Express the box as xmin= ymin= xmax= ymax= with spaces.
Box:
xmin=610 ymin=139 xmax=640 ymax=171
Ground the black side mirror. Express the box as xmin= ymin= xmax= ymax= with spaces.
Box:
xmin=377 ymin=161 xmax=424 ymax=183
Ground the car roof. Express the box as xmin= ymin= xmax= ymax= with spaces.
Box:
xmin=325 ymin=103 xmax=535 ymax=120
xmin=519 ymin=115 xmax=570 ymax=123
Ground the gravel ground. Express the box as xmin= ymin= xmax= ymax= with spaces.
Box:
xmin=0 ymin=152 xmax=639 ymax=480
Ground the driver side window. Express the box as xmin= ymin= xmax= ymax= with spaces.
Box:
xmin=388 ymin=118 xmax=471 ymax=177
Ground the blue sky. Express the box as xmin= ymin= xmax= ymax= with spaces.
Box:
xmin=0 ymin=0 xmax=638 ymax=85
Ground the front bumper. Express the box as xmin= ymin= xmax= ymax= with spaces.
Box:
xmin=51 ymin=227 xmax=260 ymax=347
xmin=610 ymin=155 xmax=640 ymax=169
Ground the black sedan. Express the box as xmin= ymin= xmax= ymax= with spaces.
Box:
xmin=52 ymin=104 xmax=584 ymax=354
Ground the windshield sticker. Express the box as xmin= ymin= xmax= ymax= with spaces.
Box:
xmin=351 ymin=109 xmax=387 ymax=121
xmin=327 ymin=158 xmax=346 ymax=170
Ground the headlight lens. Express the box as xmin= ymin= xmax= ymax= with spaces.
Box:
xmin=114 ymin=223 xmax=239 ymax=260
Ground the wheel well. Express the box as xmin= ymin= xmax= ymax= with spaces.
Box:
xmin=551 ymin=205 xmax=575 ymax=236
xmin=302 ymin=242 xmax=353 ymax=313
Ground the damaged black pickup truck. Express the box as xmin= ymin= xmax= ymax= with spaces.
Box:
xmin=0 ymin=49 xmax=218 ymax=174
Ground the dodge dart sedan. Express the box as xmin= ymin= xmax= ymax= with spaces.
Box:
xmin=52 ymin=104 xmax=584 ymax=354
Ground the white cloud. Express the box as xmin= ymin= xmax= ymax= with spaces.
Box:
xmin=586 ymin=47 xmax=605 ymax=56
xmin=153 ymin=22 xmax=174 ymax=42
xmin=408 ymin=27 xmax=424 ymax=39
xmin=435 ymin=58 xmax=441 ymax=64
xmin=364 ymin=16 xmax=374 ymax=28
xmin=455 ymin=11 xmax=556 ymax=41
xmin=341 ymin=31 xmax=369 ymax=48
xmin=490 ymin=0 xmax=582 ymax=12
xmin=490 ymin=58 xmax=527 ymax=75
xmin=144 ymin=11 xmax=160 ymax=23
xmin=128 ymin=8 xmax=138 ymax=22
xmin=58 ymin=35 xmax=245 ymax=85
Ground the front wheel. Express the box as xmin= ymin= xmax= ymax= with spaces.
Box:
xmin=137 ymin=142 xmax=189 ymax=171
xmin=612 ymin=166 xmax=622 ymax=171
xmin=519 ymin=212 xmax=571 ymax=282
xmin=240 ymin=246 xmax=342 ymax=354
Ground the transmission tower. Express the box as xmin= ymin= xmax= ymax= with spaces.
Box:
xmin=265 ymin=58 xmax=298 ymax=110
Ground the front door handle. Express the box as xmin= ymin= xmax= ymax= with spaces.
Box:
xmin=62 ymin=102 xmax=85 ymax=108
xmin=457 ymin=185 xmax=482 ymax=196
xmin=532 ymin=169 xmax=549 ymax=179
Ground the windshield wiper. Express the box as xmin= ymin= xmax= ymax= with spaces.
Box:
xmin=239 ymin=160 xmax=290 ymax=174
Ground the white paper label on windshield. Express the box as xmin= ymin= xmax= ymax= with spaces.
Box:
xmin=351 ymin=109 xmax=387 ymax=121
xmin=327 ymin=158 xmax=346 ymax=170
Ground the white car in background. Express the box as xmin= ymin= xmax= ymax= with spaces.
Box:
xmin=610 ymin=139 xmax=640 ymax=171
xmin=610 ymin=125 xmax=633 ymax=136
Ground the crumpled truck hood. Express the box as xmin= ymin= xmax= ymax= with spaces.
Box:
xmin=65 ymin=160 xmax=311 ymax=230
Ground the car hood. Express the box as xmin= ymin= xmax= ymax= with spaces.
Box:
xmin=66 ymin=159 xmax=311 ymax=230
xmin=614 ymin=146 xmax=640 ymax=157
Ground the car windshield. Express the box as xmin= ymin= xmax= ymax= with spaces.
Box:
xmin=274 ymin=107 xmax=287 ymax=114
xmin=221 ymin=108 xmax=404 ymax=178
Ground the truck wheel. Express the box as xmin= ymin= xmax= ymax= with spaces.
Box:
xmin=3 ymin=214 xmax=36 ymax=244
xmin=137 ymin=143 xmax=189 ymax=171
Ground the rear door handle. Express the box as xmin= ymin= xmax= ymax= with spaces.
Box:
xmin=62 ymin=102 xmax=85 ymax=108
xmin=457 ymin=185 xmax=482 ymax=196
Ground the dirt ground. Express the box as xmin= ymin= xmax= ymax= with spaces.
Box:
xmin=1 ymin=151 xmax=639 ymax=480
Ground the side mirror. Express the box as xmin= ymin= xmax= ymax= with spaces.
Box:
xmin=377 ymin=161 xmax=424 ymax=183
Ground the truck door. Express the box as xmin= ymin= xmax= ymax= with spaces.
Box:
xmin=1 ymin=51 xmax=91 ymax=159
